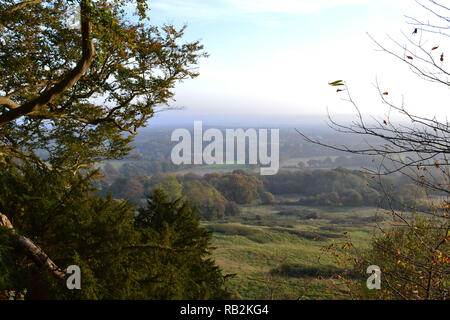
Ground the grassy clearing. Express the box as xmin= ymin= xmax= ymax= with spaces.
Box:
xmin=203 ymin=204 xmax=382 ymax=299
xmin=177 ymin=164 xmax=248 ymax=176
xmin=198 ymin=164 xmax=247 ymax=170
xmin=280 ymin=156 xmax=339 ymax=168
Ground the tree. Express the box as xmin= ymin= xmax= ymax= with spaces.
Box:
xmin=0 ymin=165 xmax=230 ymax=299
xmin=216 ymin=172 xmax=263 ymax=204
xmin=260 ymin=191 xmax=276 ymax=205
xmin=0 ymin=164 xmax=139 ymax=299
xmin=362 ymin=217 xmax=448 ymax=299
xmin=135 ymin=188 xmax=230 ymax=299
xmin=107 ymin=175 xmax=145 ymax=204
xmin=225 ymin=201 xmax=241 ymax=216
xmin=0 ymin=0 xmax=205 ymax=172
xmin=121 ymin=178 xmax=144 ymax=205
xmin=0 ymin=0 xmax=206 ymax=293
xmin=155 ymin=174 xmax=183 ymax=201
xmin=182 ymin=180 xmax=228 ymax=220
xmin=341 ymin=189 xmax=364 ymax=206
xmin=300 ymin=0 xmax=449 ymax=299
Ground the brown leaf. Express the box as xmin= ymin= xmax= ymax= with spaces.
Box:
xmin=383 ymin=92 xmax=389 ymax=95
xmin=383 ymin=120 xmax=387 ymax=125
xmin=432 ymin=46 xmax=439 ymax=51
xmin=441 ymin=53 xmax=444 ymax=62
xmin=407 ymin=56 xmax=413 ymax=60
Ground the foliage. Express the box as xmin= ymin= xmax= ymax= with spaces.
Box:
xmin=309 ymin=0 xmax=450 ymax=300
xmin=0 ymin=164 xmax=229 ymax=299
xmin=0 ymin=0 xmax=239 ymax=301
xmin=182 ymin=180 xmax=229 ymax=220
xmin=0 ymin=0 xmax=206 ymax=174
xmin=360 ymin=217 xmax=449 ymax=299
xmin=0 ymin=289 xmax=27 ymax=300
xmin=323 ymin=213 xmax=449 ymax=300
xmin=135 ymin=188 xmax=231 ymax=299
xmin=215 ymin=171 xmax=263 ymax=204
xmin=0 ymin=227 xmax=16 ymax=290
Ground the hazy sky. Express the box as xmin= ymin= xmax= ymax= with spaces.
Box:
xmin=146 ymin=0 xmax=449 ymax=123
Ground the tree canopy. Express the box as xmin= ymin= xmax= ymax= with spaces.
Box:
xmin=0 ymin=0 xmax=205 ymax=173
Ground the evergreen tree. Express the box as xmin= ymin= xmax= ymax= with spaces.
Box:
xmin=135 ymin=188 xmax=230 ymax=299
xmin=0 ymin=166 xmax=230 ymax=299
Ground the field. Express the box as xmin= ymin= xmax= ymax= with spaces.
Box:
xmin=280 ymin=156 xmax=338 ymax=168
xmin=203 ymin=204 xmax=386 ymax=299
xmin=178 ymin=163 xmax=248 ymax=175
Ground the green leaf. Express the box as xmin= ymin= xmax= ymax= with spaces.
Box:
xmin=328 ymin=80 xmax=345 ymax=86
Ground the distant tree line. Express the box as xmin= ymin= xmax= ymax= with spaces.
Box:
xmin=297 ymin=155 xmax=376 ymax=169
xmin=100 ymin=169 xmax=278 ymax=219
xmin=263 ymin=168 xmax=428 ymax=210
xmin=100 ymin=167 xmax=429 ymax=217
xmin=103 ymin=160 xmax=189 ymax=179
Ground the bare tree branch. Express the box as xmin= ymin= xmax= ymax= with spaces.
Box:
xmin=0 ymin=212 xmax=66 ymax=280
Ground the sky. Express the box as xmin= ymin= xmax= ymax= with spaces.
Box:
xmin=144 ymin=0 xmax=449 ymax=125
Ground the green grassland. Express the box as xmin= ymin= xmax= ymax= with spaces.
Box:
xmin=203 ymin=204 xmax=386 ymax=299
xmin=280 ymin=156 xmax=339 ymax=168
xmin=178 ymin=163 xmax=248 ymax=175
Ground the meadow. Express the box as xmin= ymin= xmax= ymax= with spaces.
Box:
xmin=203 ymin=204 xmax=385 ymax=299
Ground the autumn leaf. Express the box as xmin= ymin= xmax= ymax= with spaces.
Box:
xmin=383 ymin=120 xmax=387 ymax=125
xmin=328 ymin=80 xmax=344 ymax=86
xmin=440 ymin=53 xmax=444 ymax=62
xmin=407 ymin=56 xmax=413 ymax=60
xmin=336 ymin=89 xmax=345 ymax=92
xmin=383 ymin=92 xmax=389 ymax=95
xmin=432 ymin=46 xmax=439 ymax=51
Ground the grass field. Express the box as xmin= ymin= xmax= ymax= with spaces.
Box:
xmin=178 ymin=164 xmax=248 ymax=175
xmin=203 ymin=204 xmax=385 ymax=299
xmin=280 ymin=156 xmax=339 ymax=168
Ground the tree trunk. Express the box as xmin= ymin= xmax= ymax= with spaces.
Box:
xmin=0 ymin=213 xmax=66 ymax=280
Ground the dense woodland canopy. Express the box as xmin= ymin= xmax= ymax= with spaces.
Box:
xmin=102 ymin=168 xmax=432 ymax=218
